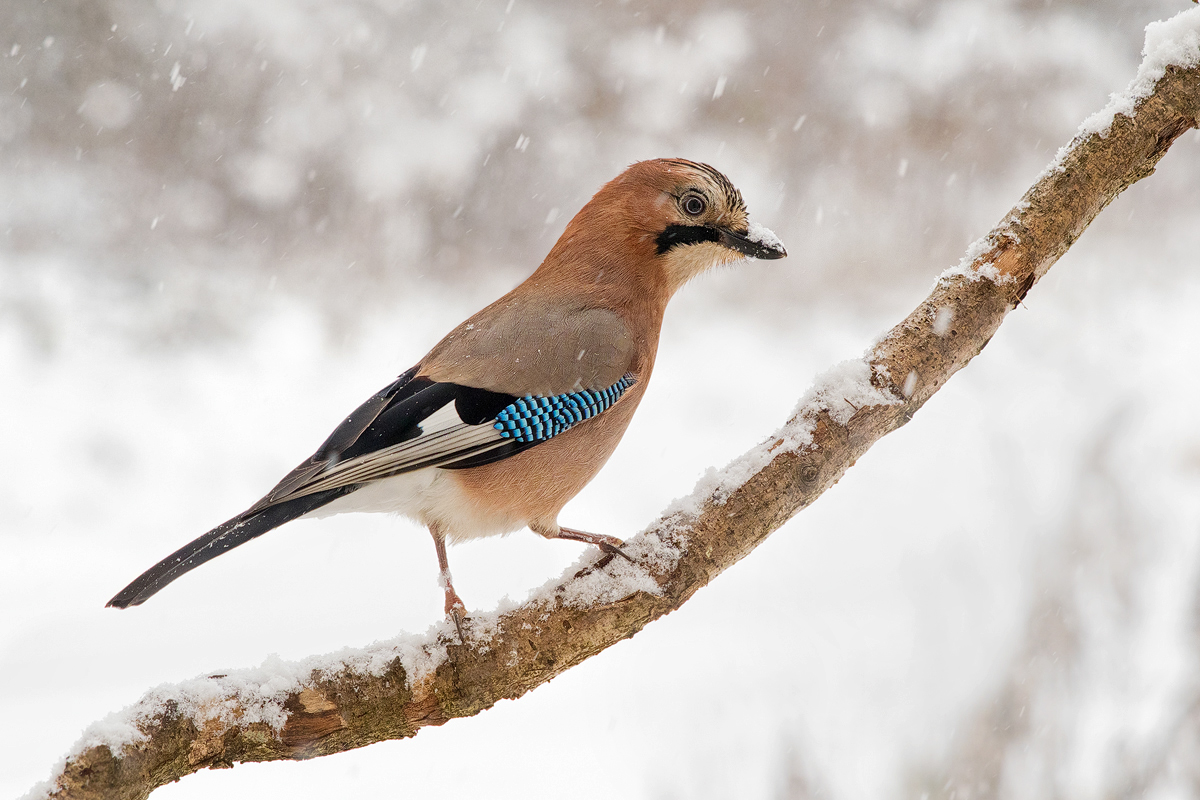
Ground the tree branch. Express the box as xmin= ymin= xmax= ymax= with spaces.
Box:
xmin=32 ymin=12 xmax=1200 ymax=800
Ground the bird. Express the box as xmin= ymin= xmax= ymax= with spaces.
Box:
xmin=106 ymin=158 xmax=787 ymax=637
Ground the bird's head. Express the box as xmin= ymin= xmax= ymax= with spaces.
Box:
xmin=548 ymin=158 xmax=787 ymax=298
xmin=647 ymin=158 xmax=785 ymax=267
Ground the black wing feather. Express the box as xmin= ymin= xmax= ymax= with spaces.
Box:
xmin=441 ymin=440 xmax=535 ymax=469
xmin=254 ymin=367 xmax=427 ymax=509
xmin=336 ymin=381 xmax=461 ymax=460
xmin=313 ymin=365 xmax=426 ymax=461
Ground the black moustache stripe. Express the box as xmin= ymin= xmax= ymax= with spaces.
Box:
xmin=655 ymin=224 xmax=721 ymax=255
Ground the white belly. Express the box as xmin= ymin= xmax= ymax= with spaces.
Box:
xmin=304 ymin=467 xmax=527 ymax=543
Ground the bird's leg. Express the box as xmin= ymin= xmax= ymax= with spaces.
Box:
xmin=430 ymin=524 xmax=467 ymax=643
xmin=535 ymin=523 xmax=635 ymax=563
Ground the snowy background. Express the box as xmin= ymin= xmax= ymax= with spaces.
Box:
xmin=4 ymin=0 xmax=1200 ymax=797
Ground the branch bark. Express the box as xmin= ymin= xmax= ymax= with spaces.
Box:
xmin=34 ymin=21 xmax=1200 ymax=800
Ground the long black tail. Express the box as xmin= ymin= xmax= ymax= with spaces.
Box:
xmin=106 ymin=487 xmax=352 ymax=608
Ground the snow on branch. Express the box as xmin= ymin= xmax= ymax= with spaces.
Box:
xmin=31 ymin=9 xmax=1200 ymax=800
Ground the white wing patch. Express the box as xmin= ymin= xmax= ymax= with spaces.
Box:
xmin=287 ymin=401 xmax=506 ymax=499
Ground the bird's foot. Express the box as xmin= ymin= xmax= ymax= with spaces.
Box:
xmin=556 ymin=526 xmax=635 ymax=563
xmin=444 ymin=588 xmax=468 ymax=644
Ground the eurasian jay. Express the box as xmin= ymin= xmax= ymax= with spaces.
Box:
xmin=107 ymin=158 xmax=787 ymax=635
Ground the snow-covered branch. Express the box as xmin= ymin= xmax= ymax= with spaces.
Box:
xmin=31 ymin=10 xmax=1200 ymax=800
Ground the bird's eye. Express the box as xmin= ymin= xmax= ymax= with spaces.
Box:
xmin=682 ymin=195 xmax=706 ymax=216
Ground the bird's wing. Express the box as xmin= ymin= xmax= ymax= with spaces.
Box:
xmin=253 ymin=301 xmax=642 ymax=505
xmin=256 ymin=368 xmax=638 ymax=506
xmin=418 ymin=302 xmax=638 ymax=397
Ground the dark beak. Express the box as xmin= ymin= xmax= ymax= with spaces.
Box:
xmin=718 ymin=226 xmax=787 ymax=260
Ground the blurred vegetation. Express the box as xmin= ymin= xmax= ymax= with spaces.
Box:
xmin=2 ymin=0 xmax=1193 ymax=345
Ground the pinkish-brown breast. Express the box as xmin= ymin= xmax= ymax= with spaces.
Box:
xmin=445 ymin=378 xmax=650 ymax=534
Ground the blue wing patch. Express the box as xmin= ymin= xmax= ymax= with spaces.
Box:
xmin=493 ymin=374 xmax=635 ymax=444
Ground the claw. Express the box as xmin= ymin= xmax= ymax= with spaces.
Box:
xmin=448 ymin=605 xmax=466 ymax=644
xmin=580 ymin=551 xmax=617 ymax=577
xmin=444 ymin=592 xmax=468 ymax=644
xmin=590 ymin=553 xmax=616 ymax=573
xmin=599 ymin=541 xmax=634 ymax=562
